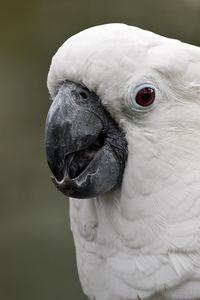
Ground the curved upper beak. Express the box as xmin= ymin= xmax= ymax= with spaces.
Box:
xmin=45 ymin=80 xmax=128 ymax=199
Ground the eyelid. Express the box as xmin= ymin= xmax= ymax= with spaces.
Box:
xmin=135 ymin=82 xmax=155 ymax=91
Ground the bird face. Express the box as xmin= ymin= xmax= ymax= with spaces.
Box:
xmin=45 ymin=23 xmax=200 ymax=202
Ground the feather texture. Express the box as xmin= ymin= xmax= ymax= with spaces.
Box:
xmin=48 ymin=24 xmax=200 ymax=299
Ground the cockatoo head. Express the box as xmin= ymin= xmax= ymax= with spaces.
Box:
xmin=45 ymin=23 xmax=200 ymax=203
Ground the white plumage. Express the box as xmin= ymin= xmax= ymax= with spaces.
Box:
xmin=47 ymin=24 xmax=200 ymax=300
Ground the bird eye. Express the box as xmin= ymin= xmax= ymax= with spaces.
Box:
xmin=127 ymin=83 xmax=157 ymax=112
xmin=135 ymin=87 xmax=155 ymax=107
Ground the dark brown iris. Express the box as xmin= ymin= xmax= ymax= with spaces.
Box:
xmin=135 ymin=87 xmax=155 ymax=107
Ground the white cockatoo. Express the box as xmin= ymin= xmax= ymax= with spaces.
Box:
xmin=45 ymin=24 xmax=200 ymax=300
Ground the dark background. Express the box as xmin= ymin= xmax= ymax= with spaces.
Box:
xmin=1 ymin=0 xmax=200 ymax=299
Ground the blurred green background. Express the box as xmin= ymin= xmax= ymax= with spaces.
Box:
xmin=1 ymin=0 xmax=200 ymax=299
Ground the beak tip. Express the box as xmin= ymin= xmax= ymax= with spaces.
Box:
xmin=51 ymin=175 xmax=74 ymax=197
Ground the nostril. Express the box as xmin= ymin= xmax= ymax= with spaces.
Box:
xmin=80 ymin=91 xmax=88 ymax=99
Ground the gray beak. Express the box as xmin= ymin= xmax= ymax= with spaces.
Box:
xmin=45 ymin=80 xmax=127 ymax=199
